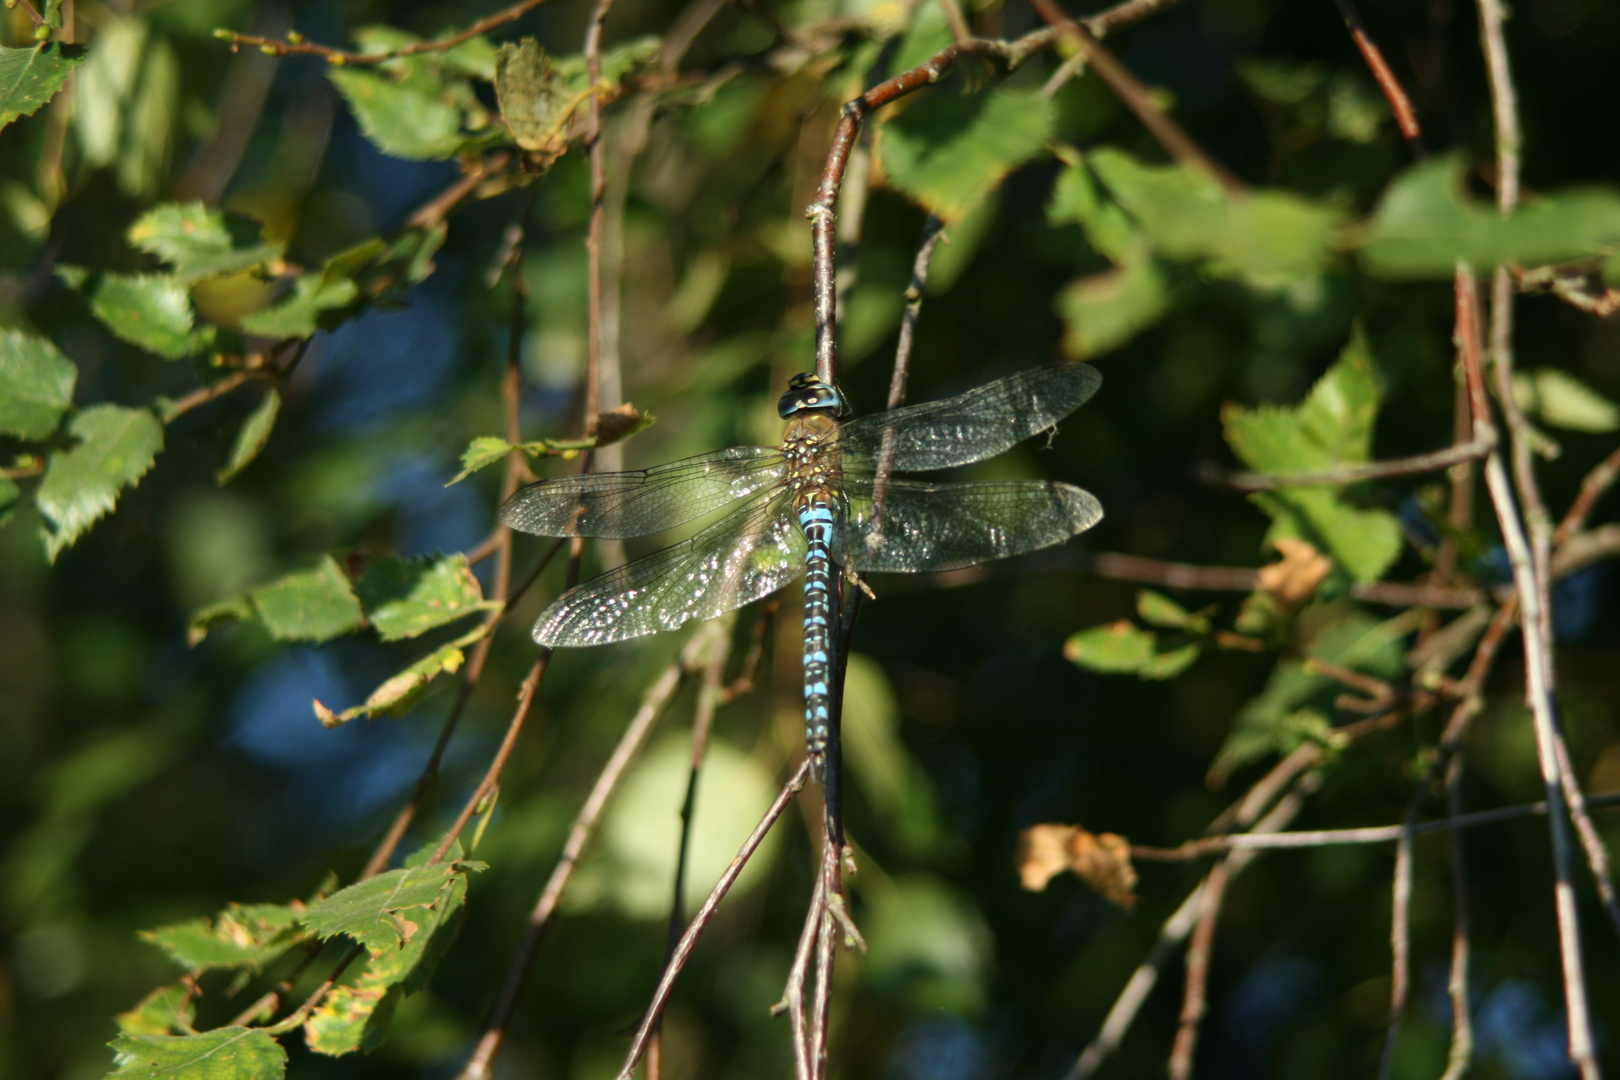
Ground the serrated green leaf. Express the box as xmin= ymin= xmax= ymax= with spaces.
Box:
xmin=354 ymin=554 xmax=489 ymax=641
xmin=109 ymin=1027 xmax=286 ymax=1080
xmin=1360 ymin=156 xmax=1620 ymax=278
xmin=140 ymin=903 xmax=308 ymax=975
xmin=128 ymin=202 xmax=284 ymax=284
xmin=880 ymin=88 xmax=1055 ymax=221
xmin=186 ymin=595 xmax=252 ymax=646
xmin=329 ymin=66 xmax=465 ymax=160
xmin=314 ymin=639 xmax=471 ymax=728
xmin=116 ymin=984 xmax=197 ymax=1037
xmin=88 ymin=273 xmax=202 ymax=360
xmin=248 ymin=555 xmax=365 ymax=642
xmin=447 ymin=434 xmax=599 ymax=484
xmin=1087 ymin=148 xmax=1344 ymax=287
xmin=0 ymin=328 xmax=77 ymax=439
xmin=1057 ymin=245 xmax=1168 ymax=360
xmin=0 ymin=43 xmax=85 ymax=130
xmin=1513 ymin=368 xmax=1620 ymax=433
xmin=301 ymin=859 xmax=483 ymax=956
xmin=1252 ymin=487 xmax=1403 ymax=583
xmin=239 ymin=274 xmax=359 ymax=339
xmin=303 ymin=843 xmax=470 ymax=1055
xmin=36 ymin=405 xmax=164 ymax=561
xmin=217 ymin=389 xmax=280 ymax=484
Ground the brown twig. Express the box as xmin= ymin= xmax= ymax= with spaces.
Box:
xmin=216 ymin=0 xmax=555 ymax=64
xmin=1168 ymin=859 xmax=1227 ymax=1080
xmin=1202 ymin=439 xmax=1491 ymax=492
xmin=618 ymin=758 xmax=814 ymax=1079
xmin=1026 ymin=0 xmax=1244 ymax=195
xmin=455 ymin=627 xmax=715 ymax=1080
xmin=1330 ymin=0 xmax=1425 ymax=155
xmin=1553 ymin=446 xmax=1620 ymax=549
xmin=1438 ymin=753 xmax=1474 ymax=1080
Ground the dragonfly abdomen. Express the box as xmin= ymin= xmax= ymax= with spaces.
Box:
xmin=797 ymin=492 xmax=837 ymax=756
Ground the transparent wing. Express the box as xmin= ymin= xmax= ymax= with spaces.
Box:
xmin=835 ymin=478 xmax=1103 ymax=573
xmin=534 ymin=493 xmax=805 ymax=646
xmin=499 ymin=446 xmax=784 ymax=539
xmin=833 ymin=364 xmax=1101 ymax=472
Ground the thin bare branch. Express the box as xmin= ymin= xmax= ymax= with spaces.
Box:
xmin=217 ymin=0 xmax=555 ymax=64
xmin=1169 ymin=859 xmax=1228 ymax=1080
xmin=1202 ymin=439 xmax=1491 ymax=492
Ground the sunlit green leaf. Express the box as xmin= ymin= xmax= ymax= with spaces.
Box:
xmin=1088 ymin=148 xmax=1344 ymax=287
xmin=1513 ymin=368 xmax=1620 ymax=433
xmin=448 ymin=433 xmax=601 ymax=485
xmin=1360 ymin=156 xmax=1620 ymax=277
xmin=354 ymin=554 xmax=491 ymax=641
xmin=302 ymin=841 xmax=470 ymax=1055
xmin=249 ymin=556 xmax=365 ymax=642
xmin=1136 ymin=589 xmax=1208 ymax=632
xmin=140 ymin=903 xmax=308 ymax=975
xmin=108 ymin=1027 xmax=286 ymax=1080
xmin=128 ymin=203 xmax=284 ymax=284
xmin=216 ymin=389 xmax=280 ymax=484
xmin=1048 ymin=159 xmax=1137 ymax=261
xmin=88 ymin=273 xmax=205 ymax=360
xmin=880 ymin=88 xmax=1055 ymax=221
xmin=328 ymin=66 xmax=465 ymax=160
xmin=301 ymin=859 xmax=484 ymax=956
xmin=240 ymin=274 xmax=359 ymax=339
xmin=0 ymin=43 xmax=85 ymax=131
xmin=314 ymin=638 xmax=473 ymax=728
xmin=37 ymin=405 xmax=164 ymax=562
xmin=0 ymin=328 xmax=77 ymax=440
xmin=0 ymin=474 xmax=18 ymax=527
xmin=116 ymin=984 xmax=196 ymax=1037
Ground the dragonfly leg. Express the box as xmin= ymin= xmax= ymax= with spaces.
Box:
xmin=842 ymin=564 xmax=877 ymax=600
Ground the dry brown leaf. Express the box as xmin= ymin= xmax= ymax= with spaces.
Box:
xmin=1256 ymin=537 xmax=1331 ymax=607
xmin=1015 ymin=824 xmax=1138 ymax=909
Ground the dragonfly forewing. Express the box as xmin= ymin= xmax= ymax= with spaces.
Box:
xmin=833 ymin=363 xmax=1101 ymax=473
xmin=498 ymin=446 xmax=784 ymax=539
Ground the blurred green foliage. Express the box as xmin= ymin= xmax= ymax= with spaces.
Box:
xmin=3 ymin=0 xmax=1619 ymax=1078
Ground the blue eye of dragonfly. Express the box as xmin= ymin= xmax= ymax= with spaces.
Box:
xmin=778 ymin=373 xmax=845 ymax=418
xmin=499 ymin=364 xmax=1105 ymax=760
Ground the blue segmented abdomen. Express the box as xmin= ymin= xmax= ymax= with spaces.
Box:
xmin=797 ymin=494 xmax=837 ymax=755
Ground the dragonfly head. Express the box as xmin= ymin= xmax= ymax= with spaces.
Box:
xmin=779 ymin=373 xmax=848 ymax=419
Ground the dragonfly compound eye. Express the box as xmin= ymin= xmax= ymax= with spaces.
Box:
xmin=778 ymin=374 xmax=845 ymax=418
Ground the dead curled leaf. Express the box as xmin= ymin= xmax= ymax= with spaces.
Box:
xmin=1015 ymin=824 xmax=1138 ymax=909
xmin=1256 ymin=537 xmax=1331 ymax=607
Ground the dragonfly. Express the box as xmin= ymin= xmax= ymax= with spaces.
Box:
xmin=499 ymin=363 xmax=1104 ymax=757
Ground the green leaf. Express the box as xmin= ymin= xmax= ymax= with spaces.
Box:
xmin=314 ymin=638 xmax=472 ymax=728
xmin=1136 ymin=590 xmax=1208 ymax=632
xmin=248 ymin=556 xmax=365 ymax=643
xmin=1087 ymin=148 xmax=1344 ymax=287
xmin=1223 ymin=332 xmax=1400 ymax=583
xmin=1513 ymin=368 xmax=1620 ymax=433
xmin=239 ymin=274 xmax=359 ymax=339
xmin=301 ymin=859 xmax=484 ymax=956
xmin=494 ymin=39 xmax=575 ymax=156
xmin=1057 ymin=246 xmax=1168 ymax=359
xmin=116 ymin=984 xmax=197 ymax=1037
xmin=354 ymin=554 xmax=490 ymax=641
xmin=128 ymin=203 xmax=284 ymax=284
xmin=880 ymin=88 xmax=1055 ymax=221
xmin=1048 ymin=159 xmax=1137 ymax=261
xmin=186 ymin=596 xmax=252 ymax=647
xmin=0 ymin=474 xmax=18 ymax=528
xmin=108 ymin=1027 xmax=286 ymax=1080
xmin=0 ymin=43 xmax=84 ymax=131
xmin=1064 ymin=621 xmax=1200 ymax=680
xmin=302 ymin=842 xmax=471 ymax=1055
xmin=447 ymin=434 xmax=598 ymax=484
xmin=328 ymin=66 xmax=465 ymax=161
xmin=1360 ymin=156 xmax=1620 ymax=278
xmin=36 ymin=405 xmax=164 ymax=562
xmin=216 ymin=389 xmax=280 ymax=484
xmin=88 ymin=273 xmax=204 ymax=360
xmin=0 ymin=328 xmax=77 ymax=439
xmin=140 ymin=903 xmax=308 ymax=975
